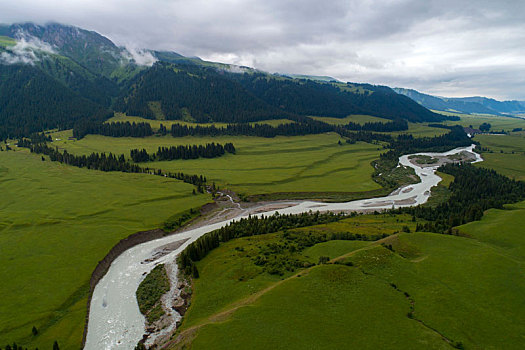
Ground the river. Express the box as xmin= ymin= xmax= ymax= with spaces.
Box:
xmin=84 ymin=144 xmax=482 ymax=350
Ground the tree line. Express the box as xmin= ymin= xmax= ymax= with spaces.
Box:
xmin=19 ymin=142 xmax=208 ymax=191
xmin=130 ymin=143 xmax=235 ymax=163
xmin=168 ymin=120 xmax=334 ymax=138
xmin=72 ymin=116 xmax=410 ymax=140
xmin=343 ymin=118 xmax=408 ymax=132
xmin=73 ymin=121 xmax=153 ymax=139
xmin=402 ymin=163 xmax=525 ymax=233
xmin=177 ymin=211 xmax=347 ymax=277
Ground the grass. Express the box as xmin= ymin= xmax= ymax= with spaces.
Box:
xmin=0 ymin=149 xmax=209 ymax=350
xmin=435 ymin=171 xmax=454 ymax=187
xmin=189 ymin=264 xmax=445 ymax=350
xmin=46 ymin=132 xmax=384 ymax=196
xmin=474 ymin=133 xmax=525 ymax=180
xmin=136 ymin=264 xmax=170 ymax=322
xmin=437 ymin=110 xmax=525 ymax=132
xmin=177 ymin=214 xmax=418 ymax=331
xmin=106 ymin=113 xmax=229 ymax=130
xmin=311 ymin=115 xmax=448 ymax=137
xmin=106 ymin=113 xmax=295 ymax=130
xmin=175 ymin=203 xmax=525 ymax=349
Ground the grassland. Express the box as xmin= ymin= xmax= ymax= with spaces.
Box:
xmin=173 ymin=203 xmax=525 ymax=349
xmin=437 ymin=110 xmax=525 ymax=131
xmin=177 ymin=214 xmax=418 ymax=331
xmin=107 ymin=113 xmax=295 ymax=130
xmin=311 ymin=115 xmax=448 ymax=137
xmin=0 ymin=149 xmax=209 ymax=349
xmin=47 ymin=132 xmax=384 ymax=196
xmin=474 ymin=133 xmax=525 ymax=180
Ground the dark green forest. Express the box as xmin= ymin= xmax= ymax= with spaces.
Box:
xmin=231 ymin=73 xmax=449 ymax=123
xmin=130 ymin=142 xmax=235 ymax=162
xmin=406 ymin=163 xmax=525 ymax=233
xmin=0 ymin=64 xmax=104 ymax=140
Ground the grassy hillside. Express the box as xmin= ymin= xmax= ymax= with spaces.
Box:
xmin=0 ymin=149 xmax=209 ymax=349
xmin=178 ymin=214 xmax=418 ymax=331
xmin=172 ymin=204 xmax=525 ymax=349
xmin=47 ymin=131 xmax=384 ymax=197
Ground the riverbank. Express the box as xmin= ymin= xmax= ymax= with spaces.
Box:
xmin=83 ymin=145 xmax=482 ymax=349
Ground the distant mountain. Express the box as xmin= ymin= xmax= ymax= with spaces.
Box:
xmin=0 ymin=22 xmax=450 ymax=139
xmin=231 ymin=74 xmax=445 ymax=123
xmin=394 ymin=88 xmax=525 ymax=115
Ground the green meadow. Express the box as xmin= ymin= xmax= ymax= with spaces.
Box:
xmin=438 ymin=110 xmax=525 ymax=131
xmin=175 ymin=202 xmax=525 ymax=350
xmin=474 ymin=133 xmax=525 ymax=180
xmin=176 ymin=214 xmax=418 ymax=331
xmin=312 ymin=115 xmax=448 ymax=137
xmin=0 ymin=150 xmax=209 ymax=349
xmin=48 ymin=132 xmax=384 ymax=196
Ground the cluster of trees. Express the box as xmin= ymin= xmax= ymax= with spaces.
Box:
xmin=73 ymin=121 xmax=153 ymax=139
xmin=177 ymin=211 xmax=347 ymax=276
xmin=21 ymin=143 xmax=207 ymax=190
xmin=343 ymin=118 xmax=408 ymax=132
xmin=389 ymin=125 xmax=472 ymax=154
xmin=479 ymin=122 xmax=491 ymax=132
xmin=404 ymin=163 xmax=525 ymax=233
xmin=252 ymin=227 xmax=389 ymax=275
xmin=16 ymin=133 xmax=52 ymax=148
xmin=130 ymin=143 xmax=235 ymax=163
xmin=339 ymin=129 xmax=393 ymax=144
xmin=169 ymin=120 xmax=333 ymax=138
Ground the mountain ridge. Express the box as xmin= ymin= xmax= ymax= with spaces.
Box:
xmin=0 ymin=22 xmax=451 ymax=140
xmin=394 ymin=87 xmax=525 ymax=116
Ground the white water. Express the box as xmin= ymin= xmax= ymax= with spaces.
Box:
xmin=84 ymin=145 xmax=481 ymax=350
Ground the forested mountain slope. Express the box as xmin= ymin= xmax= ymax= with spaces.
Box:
xmin=0 ymin=22 xmax=451 ymax=139
xmin=0 ymin=64 xmax=104 ymax=139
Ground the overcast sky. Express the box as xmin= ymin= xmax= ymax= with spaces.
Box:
xmin=2 ymin=0 xmax=524 ymax=100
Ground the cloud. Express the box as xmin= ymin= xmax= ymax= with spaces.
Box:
xmin=121 ymin=45 xmax=157 ymax=66
xmin=1 ymin=0 xmax=524 ymax=99
xmin=0 ymin=34 xmax=56 ymax=65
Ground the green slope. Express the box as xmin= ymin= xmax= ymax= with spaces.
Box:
xmin=175 ymin=203 xmax=525 ymax=349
